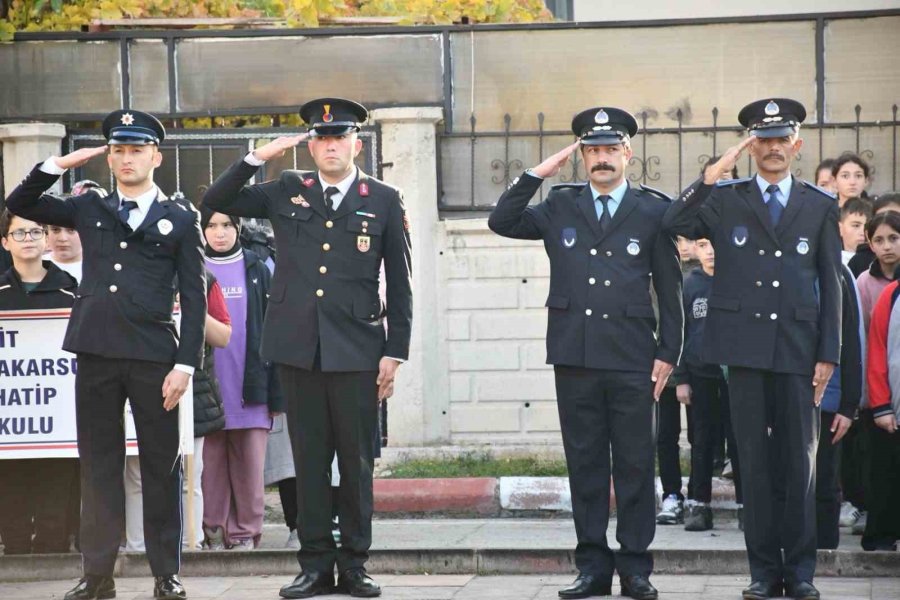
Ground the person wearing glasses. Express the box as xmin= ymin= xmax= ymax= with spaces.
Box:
xmin=0 ymin=210 xmax=79 ymax=555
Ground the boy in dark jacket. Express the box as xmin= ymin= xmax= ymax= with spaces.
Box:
xmin=675 ymin=238 xmax=743 ymax=531
xmin=0 ymin=209 xmax=79 ymax=554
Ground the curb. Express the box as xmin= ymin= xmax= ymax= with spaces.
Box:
xmin=2 ymin=548 xmax=898 ymax=582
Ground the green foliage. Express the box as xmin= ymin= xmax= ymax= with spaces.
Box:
xmin=382 ymin=452 xmax=569 ymax=479
xmin=1 ymin=0 xmax=551 ymax=40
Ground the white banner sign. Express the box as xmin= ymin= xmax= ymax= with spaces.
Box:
xmin=0 ymin=308 xmax=193 ymax=459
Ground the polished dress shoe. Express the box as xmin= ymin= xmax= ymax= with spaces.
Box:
xmin=279 ymin=572 xmax=336 ymax=599
xmin=619 ymin=575 xmax=658 ymax=600
xmin=337 ymin=568 xmax=382 ymax=597
xmin=64 ymin=576 xmax=116 ymax=600
xmin=153 ymin=575 xmax=186 ymax=599
xmin=786 ymin=581 xmax=820 ymax=600
xmin=558 ymin=573 xmax=612 ymax=598
xmin=742 ymin=580 xmax=783 ymax=600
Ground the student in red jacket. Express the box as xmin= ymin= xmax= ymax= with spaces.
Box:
xmin=864 ymin=274 xmax=900 ymax=551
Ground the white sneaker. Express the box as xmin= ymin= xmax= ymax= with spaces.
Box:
xmin=285 ymin=529 xmax=301 ymax=550
xmin=229 ymin=538 xmax=255 ymax=550
xmin=852 ymin=511 xmax=867 ymax=535
xmin=722 ymin=460 xmax=734 ymax=480
xmin=839 ymin=502 xmax=861 ymax=527
xmin=203 ymin=526 xmax=226 ymax=551
xmin=656 ymin=494 xmax=684 ymax=525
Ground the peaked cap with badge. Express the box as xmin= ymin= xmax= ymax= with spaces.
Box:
xmin=300 ymin=97 xmax=368 ymax=137
xmin=738 ymin=98 xmax=806 ymax=139
xmin=571 ymin=106 xmax=639 ymax=146
xmin=102 ymin=109 xmax=166 ymax=146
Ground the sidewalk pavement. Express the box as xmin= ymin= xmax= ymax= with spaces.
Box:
xmin=2 ymin=574 xmax=899 ymax=600
xmin=4 ymin=519 xmax=897 ymax=583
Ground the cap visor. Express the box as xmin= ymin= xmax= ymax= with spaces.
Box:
xmin=751 ymin=125 xmax=796 ymax=138
xmin=580 ymin=134 xmax=628 ymax=146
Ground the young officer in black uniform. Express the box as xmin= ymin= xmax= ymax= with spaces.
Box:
xmin=5 ymin=110 xmax=206 ymax=600
xmin=203 ymin=97 xmax=412 ymax=599
xmin=662 ymin=98 xmax=842 ymax=600
xmin=489 ymin=107 xmax=683 ymax=600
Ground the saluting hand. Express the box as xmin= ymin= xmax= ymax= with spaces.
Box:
xmin=702 ymin=136 xmax=755 ymax=185
xmin=54 ymin=146 xmax=108 ymax=170
xmin=531 ymin=140 xmax=581 ymax=179
xmin=651 ymin=359 xmax=674 ymax=402
xmin=162 ymin=369 xmax=191 ymax=411
xmin=811 ymin=361 xmax=835 ymax=407
xmin=377 ymin=357 xmax=401 ymax=402
xmin=251 ymin=134 xmax=310 ymax=162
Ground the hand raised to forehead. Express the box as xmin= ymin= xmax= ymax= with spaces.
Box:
xmin=702 ymin=136 xmax=754 ymax=185
xmin=54 ymin=146 xmax=108 ymax=170
xmin=252 ymin=133 xmax=310 ymax=162
xmin=532 ymin=141 xmax=581 ymax=179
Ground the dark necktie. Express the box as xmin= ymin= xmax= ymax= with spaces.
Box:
xmin=766 ymin=184 xmax=783 ymax=226
xmin=119 ymin=200 xmax=138 ymax=228
xmin=597 ymin=195 xmax=612 ymax=233
xmin=324 ymin=186 xmax=339 ymax=214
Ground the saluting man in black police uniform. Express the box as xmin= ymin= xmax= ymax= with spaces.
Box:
xmin=203 ymin=98 xmax=412 ymax=599
xmin=663 ymin=99 xmax=841 ymax=600
xmin=5 ymin=110 xmax=206 ymax=600
xmin=489 ymin=108 xmax=683 ymax=600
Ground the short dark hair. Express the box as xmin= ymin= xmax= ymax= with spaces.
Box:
xmin=866 ymin=210 xmax=900 ymax=240
xmin=832 ymin=152 xmax=871 ymax=179
xmin=840 ymin=197 xmax=873 ymax=221
xmin=873 ymin=192 xmax=900 ymax=213
xmin=702 ymin=155 xmax=738 ymax=179
xmin=815 ymin=158 xmax=835 ymax=176
xmin=0 ymin=210 xmax=12 ymax=238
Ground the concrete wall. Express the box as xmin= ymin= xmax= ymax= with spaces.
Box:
xmin=573 ymin=0 xmax=899 ymax=21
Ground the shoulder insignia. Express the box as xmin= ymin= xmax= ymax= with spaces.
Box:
xmin=715 ymin=176 xmax=753 ymax=188
xmin=639 ymin=184 xmax=673 ymax=202
xmin=800 ymin=180 xmax=838 ymax=199
xmin=281 ymin=170 xmax=315 ymax=188
xmin=550 ymin=183 xmax=585 ymax=192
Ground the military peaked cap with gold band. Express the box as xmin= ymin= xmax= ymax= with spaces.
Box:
xmin=299 ymin=97 xmax=368 ymax=137
xmin=738 ymin=98 xmax=806 ymax=138
xmin=101 ymin=109 xmax=165 ymax=145
xmin=571 ymin=106 xmax=639 ymax=146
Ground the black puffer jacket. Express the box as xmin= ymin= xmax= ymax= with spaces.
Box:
xmin=193 ymin=269 xmax=226 ymax=437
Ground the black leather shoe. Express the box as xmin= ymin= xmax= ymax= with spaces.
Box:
xmin=153 ymin=575 xmax=186 ymax=600
xmin=279 ymin=572 xmax=336 ymax=599
xmin=786 ymin=581 xmax=819 ymax=600
xmin=558 ymin=573 xmax=612 ymax=598
xmin=64 ymin=576 xmax=116 ymax=600
xmin=742 ymin=580 xmax=783 ymax=600
xmin=337 ymin=569 xmax=382 ymax=598
xmin=619 ymin=575 xmax=658 ymax=600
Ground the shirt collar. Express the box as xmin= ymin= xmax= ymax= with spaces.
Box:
xmin=117 ymin=185 xmax=159 ymax=212
xmin=318 ymin=167 xmax=357 ymax=198
xmin=755 ymin=173 xmax=792 ymax=205
xmin=589 ymin=178 xmax=629 ymax=206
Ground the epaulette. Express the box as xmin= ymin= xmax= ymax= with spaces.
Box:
xmin=639 ymin=184 xmax=673 ymax=202
xmin=550 ymin=183 xmax=585 ymax=192
xmin=800 ymin=180 xmax=838 ymax=199
xmin=715 ymin=176 xmax=753 ymax=187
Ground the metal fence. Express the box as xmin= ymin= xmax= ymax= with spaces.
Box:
xmin=438 ymin=104 xmax=899 ymax=210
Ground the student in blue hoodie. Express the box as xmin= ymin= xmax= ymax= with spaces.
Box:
xmin=675 ymin=238 xmax=744 ymax=531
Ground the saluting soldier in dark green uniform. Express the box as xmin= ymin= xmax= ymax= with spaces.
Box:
xmin=204 ymin=98 xmax=412 ymax=599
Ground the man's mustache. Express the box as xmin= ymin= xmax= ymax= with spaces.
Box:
xmin=591 ymin=163 xmax=616 ymax=173
xmin=764 ymin=153 xmax=784 ymax=161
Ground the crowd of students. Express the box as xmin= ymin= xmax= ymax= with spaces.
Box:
xmin=656 ymin=152 xmax=900 ymax=552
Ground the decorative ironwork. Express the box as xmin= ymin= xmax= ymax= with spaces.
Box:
xmin=439 ymin=104 xmax=900 ymax=210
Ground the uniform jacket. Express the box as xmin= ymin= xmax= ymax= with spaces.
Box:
xmin=662 ymin=176 xmax=842 ymax=375
xmin=0 ymin=261 xmax=77 ymax=310
xmin=488 ymin=172 xmax=683 ymax=372
xmin=5 ymin=165 xmax=207 ymax=368
xmin=203 ymin=158 xmax=412 ymax=372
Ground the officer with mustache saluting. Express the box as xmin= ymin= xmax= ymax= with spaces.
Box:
xmin=489 ymin=106 xmax=684 ymax=600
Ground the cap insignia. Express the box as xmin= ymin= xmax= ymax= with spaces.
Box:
xmin=594 ymin=109 xmax=609 ymax=124
xmin=764 ymin=101 xmax=780 ymax=116
xmin=322 ymin=104 xmax=334 ymax=123
xmin=120 ymin=113 xmax=135 ymax=126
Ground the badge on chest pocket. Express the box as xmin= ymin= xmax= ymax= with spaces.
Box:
xmin=561 ymin=227 xmax=577 ymax=249
xmin=732 ymin=226 xmax=749 ymax=247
